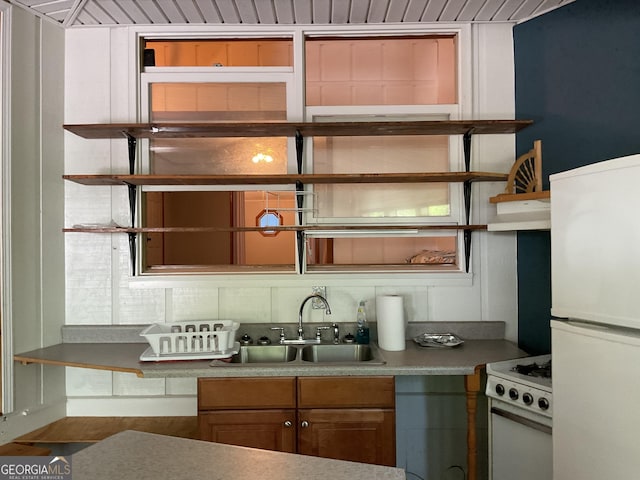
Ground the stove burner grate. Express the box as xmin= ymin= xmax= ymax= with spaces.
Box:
xmin=512 ymin=360 xmax=552 ymax=379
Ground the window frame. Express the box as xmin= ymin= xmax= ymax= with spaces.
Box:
xmin=138 ymin=69 xmax=299 ymax=273
xmin=131 ymin=25 xmax=475 ymax=284
xmin=303 ymin=105 xmax=464 ymax=226
xmin=139 ymin=68 xmax=299 ymax=176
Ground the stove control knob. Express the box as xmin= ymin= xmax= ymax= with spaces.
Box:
xmin=509 ymin=388 xmax=519 ymax=400
xmin=522 ymin=393 xmax=534 ymax=405
xmin=495 ymin=384 xmax=505 ymax=396
xmin=538 ymin=397 xmax=550 ymax=410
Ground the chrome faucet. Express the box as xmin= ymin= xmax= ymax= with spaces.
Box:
xmin=332 ymin=322 xmax=340 ymax=344
xmin=297 ymin=294 xmax=332 ymax=342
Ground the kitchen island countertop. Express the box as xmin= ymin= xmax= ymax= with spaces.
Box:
xmin=72 ymin=430 xmax=406 ymax=480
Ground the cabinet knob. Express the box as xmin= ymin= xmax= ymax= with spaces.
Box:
xmin=284 ymin=420 xmax=292 ymax=428
xmin=301 ymin=420 xmax=309 ymax=428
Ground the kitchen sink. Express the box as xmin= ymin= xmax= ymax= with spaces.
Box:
xmin=301 ymin=344 xmax=382 ymax=363
xmin=222 ymin=343 xmax=386 ymax=366
xmin=229 ymin=345 xmax=297 ymax=364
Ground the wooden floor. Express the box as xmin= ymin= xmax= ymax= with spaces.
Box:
xmin=13 ymin=416 xmax=199 ymax=444
xmin=0 ymin=443 xmax=51 ymax=456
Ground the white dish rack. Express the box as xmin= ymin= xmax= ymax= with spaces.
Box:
xmin=140 ymin=320 xmax=240 ymax=361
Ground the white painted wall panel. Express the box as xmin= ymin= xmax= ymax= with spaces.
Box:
xmin=428 ymin=282 xmax=483 ymax=321
xmin=166 ymin=377 xmax=197 ymax=395
xmin=472 ymin=23 xmax=518 ymax=342
xmin=116 ymin=236 xmax=165 ymax=324
xmin=40 ymin=17 xmax=66 ymax=347
xmin=4 ymin=6 xmax=67 ymax=441
xmin=116 ymin=283 xmax=166 ymax=324
xmin=112 ymin=372 xmax=165 ymax=396
xmin=63 ymin=23 xmax=518 ymax=414
xmin=11 ymin=13 xmax=42 ymax=354
xmin=376 ymin=286 xmax=430 ymax=323
xmin=171 ymin=287 xmax=219 ymax=321
xmin=65 ymin=234 xmax=112 ymax=325
xmin=64 ymin=29 xmax=112 ymax=123
xmin=66 ymin=367 xmax=113 ymax=396
xmin=271 ymin=286 xmax=331 ymax=324
xmin=66 ymin=396 xmax=196 ymax=416
xmin=218 ymin=287 xmax=272 ymax=322
xmin=65 ymin=29 xmax=115 ymax=329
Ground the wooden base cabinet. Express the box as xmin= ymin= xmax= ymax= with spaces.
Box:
xmin=298 ymin=408 xmax=395 ymax=466
xmin=198 ymin=377 xmax=297 ymax=453
xmin=197 ymin=376 xmax=395 ymax=466
xmin=199 ymin=410 xmax=296 ymax=453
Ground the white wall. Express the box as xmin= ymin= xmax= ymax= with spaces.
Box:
xmin=0 ymin=5 xmax=66 ymax=441
xmin=63 ymin=23 xmax=517 ymax=416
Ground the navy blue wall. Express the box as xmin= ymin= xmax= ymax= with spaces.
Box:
xmin=514 ymin=0 xmax=640 ymax=354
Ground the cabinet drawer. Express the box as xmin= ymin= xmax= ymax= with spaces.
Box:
xmin=198 ymin=377 xmax=296 ymax=410
xmin=297 ymin=376 xmax=395 ymax=408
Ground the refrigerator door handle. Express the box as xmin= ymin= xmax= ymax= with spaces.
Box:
xmin=491 ymin=406 xmax=552 ymax=435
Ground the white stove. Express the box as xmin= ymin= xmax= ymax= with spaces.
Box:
xmin=486 ymin=354 xmax=552 ymax=420
xmin=486 ymin=354 xmax=552 ymax=480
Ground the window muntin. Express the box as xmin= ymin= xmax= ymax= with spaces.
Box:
xmin=144 ymin=38 xmax=293 ymax=67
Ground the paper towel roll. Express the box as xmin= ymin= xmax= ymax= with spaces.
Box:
xmin=376 ymin=295 xmax=405 ymax=351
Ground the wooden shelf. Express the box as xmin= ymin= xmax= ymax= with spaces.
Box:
xmin=62 ymin=118 xmax=532 ymax=274
xmin=64 ymin=120 xmax=533 ymax=139
xmin=63 ymin=172 xmax=508 ymax=187
xmin=64 ymin=224 xmax=488 ymax=234
xmin=488 ymin=191 xmax=551 ymax=231
xmin=489 ymin=190 xmax=550 ymax=204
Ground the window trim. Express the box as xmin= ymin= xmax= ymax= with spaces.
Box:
xmin=303 ymin=105 xmax=464 ymax=226
xmin=139 ymin=69 xmax=298 ymax=175
xmin=132 ymin=25 xmax=474 ymax=280
xmin=1 ymin=2 xmax=13 ymax=414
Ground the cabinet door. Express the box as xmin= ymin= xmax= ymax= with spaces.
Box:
xmin=297 ymin=408 xmax=396 ymax=466
xmin=199 ymin=409 xmax=296 ymax=453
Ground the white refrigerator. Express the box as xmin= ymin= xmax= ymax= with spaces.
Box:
xmin=550 ymin=153 xmax=640 ymax=480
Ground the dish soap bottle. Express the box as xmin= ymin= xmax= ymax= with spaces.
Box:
xmin=355 ymin=300 xmax=370 ymax=345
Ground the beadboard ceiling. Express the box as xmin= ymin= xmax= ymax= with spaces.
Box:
xmin=10 ymin=0 xmax=575 ymax=28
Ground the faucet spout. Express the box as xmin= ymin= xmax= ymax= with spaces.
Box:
xmin=298 ymin=294 xmax=332 ymax=341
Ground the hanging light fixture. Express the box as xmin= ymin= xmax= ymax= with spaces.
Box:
xmin=251 ymin=152 xmax=274 ymax=164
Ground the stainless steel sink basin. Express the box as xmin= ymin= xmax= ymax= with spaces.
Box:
xmin=301 ymin=344 xmax=380 ymax=363
xmin=230 ymin=345 xmax=297 ymax=364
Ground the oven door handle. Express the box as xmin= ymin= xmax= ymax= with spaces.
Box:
xmin=491 ymin=406 xmax=552 ymax=435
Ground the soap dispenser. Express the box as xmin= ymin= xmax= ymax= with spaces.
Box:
xmin=355 ymin=300 xmax=370 ymax=345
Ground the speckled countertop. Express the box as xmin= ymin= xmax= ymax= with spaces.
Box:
xmin=14 ymin=322 xmax=528 ymax=378
xmin=72 ymin=430 xmax=406 ymax=480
